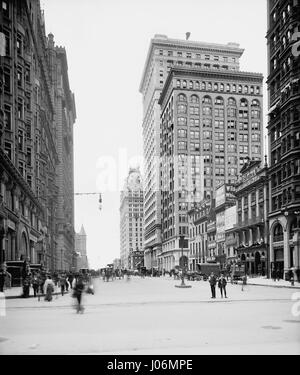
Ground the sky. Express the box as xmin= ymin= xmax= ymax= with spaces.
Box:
xmin=42 ymin=0 xmax=268 ymax=269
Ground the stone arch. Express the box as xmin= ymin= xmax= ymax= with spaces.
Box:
xmin=270 ymin=217 xmax=288 ymax=235
xmin=202 ymin=95 xmax=212 ymax=104
xmin=19 ymin=230 xmax=29 ymax=261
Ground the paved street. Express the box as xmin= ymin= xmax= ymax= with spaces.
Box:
xmin=0 ymin=277 xmax=300 ymax=355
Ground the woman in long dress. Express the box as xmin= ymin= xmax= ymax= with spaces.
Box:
xmin=44 ymin=276 xmax=55 ymax=302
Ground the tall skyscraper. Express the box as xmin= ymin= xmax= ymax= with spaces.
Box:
xmin=48 ymin=35 xmax=76 ymax=272
xmin=267 ymin=0 xmax=300 ymax=279
xmin=0 ymin=1 xmax=75 ymax=270
xmin=140 ymin=35 xmax=263 ymax=271
xmin=75 ymin=225 xmax=88 ymax=270
xmin=120 ymin=167 xmax=144 ymax=270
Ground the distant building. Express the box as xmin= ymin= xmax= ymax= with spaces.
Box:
xmin=120 ymin=168 xmax=144 ymax=270
xmin=75 ymin=225 xmax=88 ymax=270
xmin=113 ymin=258 xmax=121 ymax=270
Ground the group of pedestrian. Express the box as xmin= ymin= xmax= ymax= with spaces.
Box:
xmin=208 ymin=273 xmax=228 ymax=299
xmin=0 ymin=263 xmax=12 ymax=293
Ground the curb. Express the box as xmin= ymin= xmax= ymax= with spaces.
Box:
xmin=4 ymin=290 xmax=70 ymax=300
xmin=246 ymin=283 xmax=300 ymax=290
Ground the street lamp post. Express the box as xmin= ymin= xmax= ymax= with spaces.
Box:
xmin=175 ymin=235 xmax=192 ymax=288
xmin=61 ymin=249 xmax=63 ymax=271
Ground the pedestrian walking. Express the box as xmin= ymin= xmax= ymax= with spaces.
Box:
xmin=73 ymin=276 xmax=85 ymax=313
xmin=241 ymin=274 xmax=247 ymax=291
xmin=276 ymin=268 xmax=281 ymax=281
xmin=218 ymin=274 xmax=228 ymax=298
xmin=22 ymin=267 xmax=32 ymax=298
xmin=59 ymin=274 xmax=67 ymax=296
xmin=44 ymin=276 xmax=55 ymax=302
xmin=32 ymin=272 xmax=39 ymax=297
xmin=208 ymin=272 xmax=217 ymax=299
xmin=0 ymin=263 xmax=9 ymax=293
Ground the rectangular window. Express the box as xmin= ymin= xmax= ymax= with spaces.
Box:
xmin=215 ymin=132 xmax=224 ymax=141
xmin=228 ymin=144 xmax=237 ymax=153
xmin=4 ymin=67 xmax=11 ymax=93
xmin=178 ymin=141 xmax=187 ymax=150
xmin=239 ymin=122 xmax=249 ymax=131
xmin=4 ymin=104 xmax=11 ymax=129
xmin=239 ymin=145 xmax=249 ymax=154
xmin=17 ymin=99 xmax=24 ymax=119
xmin=252 ymin=145 xmax=261 ymax=154
xmin=4 ymin=142 xmax=12 ymax=159
xmin=227 ymin=120 xmax=236 ymax=129
xmin=203 ymin=107 xmax=212 ymax=116
xmin=26 ymin=147 xmax=32 ymax=166
xmin=18 ymin=129 xmax=24 ymax=151
xmin=251 ymin=133 xmax=260 ymax=142
xmin=228 ymin=108 xmax=237 ymax=117
xmin=215 ymin=109 xmax=224 ymax=117
xmin=228 ymin=132 xmax=236 ymax=141
xmin=215 ymin=120 xmax=224 ymax=129
xmin=239 ymin=134 xmax=248 ymax=142
xmin=215 ymin=144 xmax=225 ymax=153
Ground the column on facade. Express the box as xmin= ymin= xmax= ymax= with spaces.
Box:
xmin=283 ymin=226 xmax=290 ymax=275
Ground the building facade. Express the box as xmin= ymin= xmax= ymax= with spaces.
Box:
xmin=188 ymin=198 xmax=212 ymax=271
xmin=157 ymin=54 xmax=263 ymax=270
xmin=139 ymin=35 xmax=252 ymax=271
xmin=0 ymin=0 xmax=75 ymax=271
xmin=267 ymin=0 xmax=300 ymax=279
xmin=75 ymin=225 xmax=88 ymax=271
xmin=233 ymin=158 xmax=269 ymax=277
xmin=119 ymin=168 xmax=144 ymax=270
xmin=49 ymin=38 xmax=76 ymax=272
xmin=215 ymin=183 xmax=236 ymax=266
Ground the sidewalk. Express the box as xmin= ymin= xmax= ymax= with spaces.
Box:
xmin=245 ymin=276 xmax=300 ymax=289
xmin=3 ymin=286 xmax=70 ymax=299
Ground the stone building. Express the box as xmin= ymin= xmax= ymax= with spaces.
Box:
xmin=267 ymin=0 xmax=300 ymax=280
xmin=188 ymin=198 xmax=212 ymax=271
xmin=157 ymin=58 xmax=263 ymax=270
xmin=119 ymin=168 xmax=144 ymax=270
xmin=0 ymin=1 xmax=75 ymax=270
xmin=215 ymin=183 xmax=236 ymax=266
xmin=233 ymin=158 xmax=269 ymax=276
xmin=140 ymin=35 xmax=264 ymax=272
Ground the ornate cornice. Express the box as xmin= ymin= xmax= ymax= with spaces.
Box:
xmin=140 ymin=36 xmax=244 ymax=93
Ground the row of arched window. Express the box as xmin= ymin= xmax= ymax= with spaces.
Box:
xmin=176 ymin=79 xmax=261 ymax=95
xmin=177 ymin=94 xmax=261 ymax=107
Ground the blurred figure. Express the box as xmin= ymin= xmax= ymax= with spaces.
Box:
xmin=44 ymin=276 xmax=55 ymax=302
xmin=73 ymin=276 xmax=85 ymax=313
xmin=241 ymin=274 xmax=247 ymax=291
xmin=59 ymin=274 xmax=67 ymax=296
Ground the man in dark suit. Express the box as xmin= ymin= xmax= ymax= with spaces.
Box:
xmin=208 ymin=272 xmax=217 ymax=298
xmin=218 ymin=274 xmax=228 ymax=298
